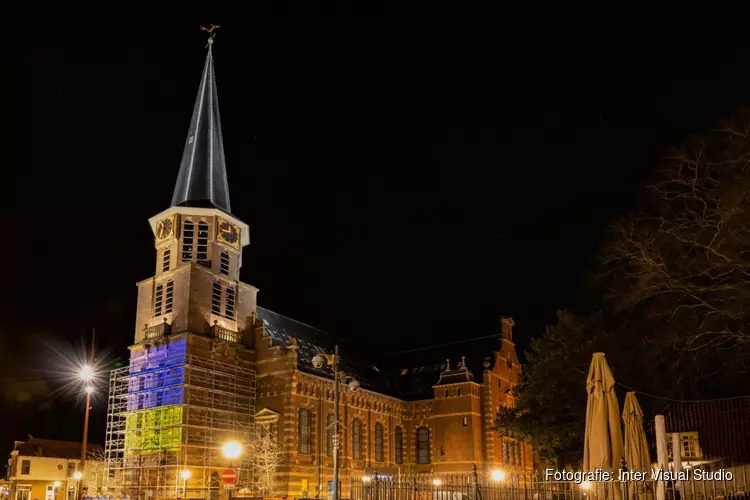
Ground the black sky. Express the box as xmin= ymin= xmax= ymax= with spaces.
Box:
xmin=3 ymin=28 xmax=750 ymax=452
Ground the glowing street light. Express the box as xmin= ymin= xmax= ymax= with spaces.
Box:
xmin=581 ymin=481 xmax=592 ymax=491
xmin=221 ymin=441 xmax=243 ymax=460
xmin=53 ymin=482 xmax=61 ymax=488
xmin=73 ymin=472 xmax=83 ymax=481
xmin=79 ymin=364 xmax=94 ymax=382
xmin=180 ymin=469 xmax=191 ymax=498
xmin=362 ymin=476 xmax=372 ymax=483
xmin=432 ymin=479 xmax=442 ymax=486
xmin=491 ymin=469 xmax=506 ymax=482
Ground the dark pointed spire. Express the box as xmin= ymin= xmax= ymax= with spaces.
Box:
xmin=171 ymin=36 xmax=231 ymax=213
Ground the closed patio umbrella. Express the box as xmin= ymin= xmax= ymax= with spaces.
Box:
xmin=584 ymin=352 xmax=624 ymax=500
xmin=623 ymin=392 xmax=653 ymax=500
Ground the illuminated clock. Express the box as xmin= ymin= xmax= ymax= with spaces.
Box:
xmin=217 ymin=217 xmax=240 ymax=248
xmin=155 ymin=215 xmax=175 ymax=240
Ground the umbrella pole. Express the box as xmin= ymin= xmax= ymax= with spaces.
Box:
xmin=654 ymin=416 xmax=669 ymax=500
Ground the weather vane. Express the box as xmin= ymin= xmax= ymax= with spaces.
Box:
xmin=200 ymin=24 xmax=220 ymax=45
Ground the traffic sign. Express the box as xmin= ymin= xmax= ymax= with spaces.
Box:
xmin=222 ymin=468 xmax=238 ymax=484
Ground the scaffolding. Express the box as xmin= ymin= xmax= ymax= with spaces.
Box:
xmin=104 ymin=338 xmax=255 ymax=500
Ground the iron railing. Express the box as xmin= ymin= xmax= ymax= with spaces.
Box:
xmin=351 ymin=462 xmax=750 ymax=500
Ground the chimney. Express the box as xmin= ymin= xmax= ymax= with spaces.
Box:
xmin=501 ymin=317 xmax=515 ymax=342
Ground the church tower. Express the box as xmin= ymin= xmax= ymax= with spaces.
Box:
xmin=105 ymin=37 xmax=257 ymax=500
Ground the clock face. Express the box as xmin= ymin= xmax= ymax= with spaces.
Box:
xmin=156 ymin=216 xmax=175 ymax=240
xmin=217 ymin=218 xmax=240 ymax=248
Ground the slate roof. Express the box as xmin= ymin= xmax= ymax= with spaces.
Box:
xmin=256 ymin=305 xmax=505 ymax=401
xmin=384 ymin=336 xmax=501 ymax=400
xmin=13 ymin=437 xmax=104 ymax=459
xmin=171 ymin=41 xmax=232 ymax=214
xmin=255 ymin=307 xmax=395 ymax=395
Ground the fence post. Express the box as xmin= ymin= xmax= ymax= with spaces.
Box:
xmin=620 ymin=458 xmax=629 ymax=500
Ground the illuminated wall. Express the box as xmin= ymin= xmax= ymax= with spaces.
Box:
xmin=125 ymin=338 xmax=187 ymax=454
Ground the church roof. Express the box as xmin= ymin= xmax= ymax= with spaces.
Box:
xmin=171 ymin=40 xmax=232 ymax=214
xmin=255 ymin=307 xmax=394 ymax=395
xmin=255 ymin=306 xmax=506 ymax=401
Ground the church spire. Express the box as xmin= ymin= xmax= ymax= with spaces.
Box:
xmin=171 ymin=32 xmax=231 ymax=214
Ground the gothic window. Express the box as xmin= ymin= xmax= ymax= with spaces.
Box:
xmin=181 ymin=221 xmax=194 ymax=261
xmin=164 ymin=280 xmax=174 ymax=314
xmin=352 ymin=419 xmax=363 ymax=460
xmin=212 ymin=282 xmax=222 ymax=315
xmin=462 ymin=416 xmax=468 ymax=427
xmin=225 ymin=286 xmax=236 ymax=320
xmin=220 ymin=251 xmax=230 ymax=276
xmin=154 ymin=283 xmax=164 ymax=317
xmin=375 ymin=422 xmax=384 ymax=462
xmin=326 ymin=414 xmax=336 ymax=457
xmin=197 ymin=222 xmax=209 ymax=266
xmin=416 ymin=427 xmax=430 ymax=464
xmin=457 ymin=388 xmax=462 ymax=396
xmin=394 ymin=427 xmax=403 ymax=464
xmin=503 ymin=442 xmax=509 ymax=464
xmin=298 ymin=408 xmax=312 ymax=454
xmin=162 ymin=248 xmax=171 ymax=272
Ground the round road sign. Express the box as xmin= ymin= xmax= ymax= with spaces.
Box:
xmin=222 ymin=468 xmax=238 ymax=484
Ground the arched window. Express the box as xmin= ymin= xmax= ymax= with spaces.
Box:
xmin=457 ymin=388 xmax=461 ymax=396
xmin=298 ymin=409 xmax=312 ymax=454
xmin=326 ymin=414 xmax=335 ymax=457
xmin=352 ymin=419 xmax=362 ymax=460
xmin=375 ymin=423 xmax=384 ymax=462
xmin=394 ymin=427 xmax=403 ymax=464
xmin=416 ymin=427 xmax=430 ymax=464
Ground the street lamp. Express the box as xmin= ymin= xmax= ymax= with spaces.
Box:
xmin=221 ymin=441 xmax=243 ymax=461
xmin=73 ymin=471 xmax=82 ymax=499
xmin=491 ymin=469 xmax=506 ymax=482
xmin=311 ymin=346 xmax=360 ymax=500
xmin=78 ymin=329 xmax=96 ymax=500
xmin=221 ymin=441 xmax=243 ymax=500
xmin=180 ymin=469 xmax=191 ymax=498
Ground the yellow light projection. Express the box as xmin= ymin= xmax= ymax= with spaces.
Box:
xmin=125 ymin=405 xmax=183 ymax=454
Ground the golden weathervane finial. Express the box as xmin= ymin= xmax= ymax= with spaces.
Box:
xmin=200 ymin=24 xmax=220 ymax=44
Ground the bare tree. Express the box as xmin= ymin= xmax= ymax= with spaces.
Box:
xmin=84 ymin=448 xmax=107 ymax=495
xmin=600 ymin=108 xmax=750 ymax=379
xmin=250 ymin=428 xmax=285 ymax=497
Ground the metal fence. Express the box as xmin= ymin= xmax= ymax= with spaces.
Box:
xmin=350 ymin=462 xmax=750 ymax=500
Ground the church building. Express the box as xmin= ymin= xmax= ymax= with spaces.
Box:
xmin=102 ymin=39 xmax=531 ymax=500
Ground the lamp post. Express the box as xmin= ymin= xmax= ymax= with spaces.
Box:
xmin=73 ymin=472 xmax=82 ymax=500
xmin=79 ymin=328 xmax=96 ymax=499
xmin=311 ymin=346 xmax=360 ymax=500
xmin=180 ymin=469 xmax=191 ymax=498
xmin=221 ymin=441 xmax=243 ymax=500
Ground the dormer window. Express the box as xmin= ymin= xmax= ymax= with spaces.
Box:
xmin=181 ymin=221 xmax=194 ymax=261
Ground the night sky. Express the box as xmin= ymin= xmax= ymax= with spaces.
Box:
xmin=3 ymin=29 xmax=750 ymax=454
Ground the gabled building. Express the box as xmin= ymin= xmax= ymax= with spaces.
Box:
xmin=7 ymin=437 xmax=103 ymax=500
xmin=103 ymin=38 xmax=530 ymax=500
